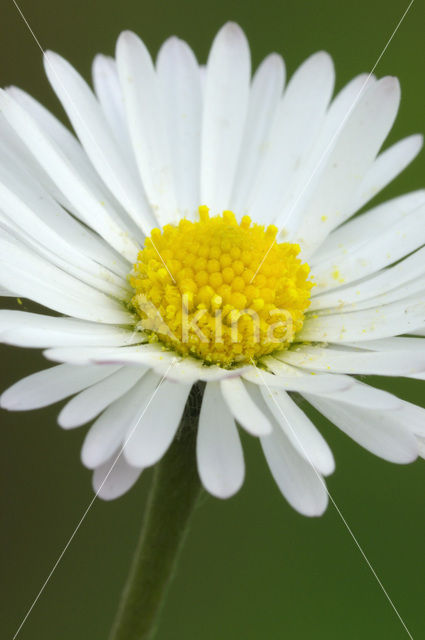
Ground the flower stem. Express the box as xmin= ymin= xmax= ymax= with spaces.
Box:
xmin=108 ymin=385 xmax=203 ymax=640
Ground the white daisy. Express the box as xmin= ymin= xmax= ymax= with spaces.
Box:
xmin=1 ymin=22 xmax=425 ymax=517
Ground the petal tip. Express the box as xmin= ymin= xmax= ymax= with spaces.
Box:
xmin=216 ymin=21 xmax=248 ymax=49
xmin=0 ymin=393 xmax=12 ymax=410
xmin=116 ymin=29 xmax=140 ymax=50
xmin=379 ymin=75 xmax=401 ymax=95
xmin=205 ymin=478 xmax=244 ymax=500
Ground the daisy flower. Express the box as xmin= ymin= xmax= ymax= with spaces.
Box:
xmin=1 ymin=21 xmax=425 ymax=517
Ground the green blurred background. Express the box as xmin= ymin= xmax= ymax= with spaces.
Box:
xmin=1 ymin=0 xmax=425 ymax=638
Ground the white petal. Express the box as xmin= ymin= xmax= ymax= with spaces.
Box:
xmin=0 ymin=169 xmax=128 ymax=297
xmin=310 ymin=245 xmax=425 ymax=312
xmin=0 ymin=237 xmax=133 ymax=324
xmin=1 ymin=363 xmax=119 ymax=410
xmin=58 ymin=365 xmax=147 ymax=428
xmin=0 ymin=287 xmax=16 ymax=296
xmin=244 ymin=361 xmax=352 ymax=394
xmin=81 ymin=372 xmax=161 ymax=469
xmin=197 ymin=381 xmax=245 ymax=498
xmin=44 ymin=344 xmax=178 ymax=369
xmin=397 ymin=400 xmax=425 ymax=438
xmin=44 ymin=51 xmax=155 ymax=235
xmin=0 ymin=88 xmax=138 ymax=261
xmin=92 ymin=54 xmax=139 ymax=171
xmin=201 ymin=22 xmax=251 ymax=213
xmin=165 ymin=357 xmax=248 ymax=383
xmin=0 ymin=312 xmax=144 ymax=348
xmin=6 ymin=89 xmax=143 ymax=249
xmin=275 ymin=73 xmax=373 ymax=229
xmin=340 ymin=338 xmax=425 ymax=372
xmin=335 ymin=276 xmax=425 ymax=313
xmin=116 ymin=31 xmax=177 ymax=225
xmin=157 ymin=37 xmax=202 ymax=218
xmin=259 ymin=358 xmax=401 ymax=409
xmin=219 ymin=377 xmax=272 ymax=436
xmin=344 ymin=336 xmax=425 ymax=352
xmin=316 ymin=380 xmax=402 ymax=411
xmin=411 ymin=329 xmax=425 ymax=337
xmin=5 ymin=87 xmax=144 ymax=246
xmin=305 ymin=394 xmax=418 ymax=464
xmin=291 ymin=77 xmax=401 ymax=256
xmin=311 ymin=190 xmax=425 ymax=267
xmin=416 ymin=436 xmax=425 ymax=460
xmin=0 ymin=90 xmax=89 ymax=222
xmin=93 ymin=451 xmax=143 ymax=500
xmin=261 ymin=421 xmax=328 ymax=516
xmin=349 ymin=134 xmax=423 ymax=215
xmin=249 ymin=51 xmax=334 ymax=224
xmin=0 ymin=211 xmax=129 ymax=301
xmin=259 ymin=385 xmax=335 ymax=475
xmin=299 ymin=299 xmax=425 ymax=343
xmin=0 ymin=110 xmax=129 ymax=278
xmin=44 ymin=344 xmax=245 ymax=383
xmin=231 ymin=53 xmax=285 ymax=214
xmin=124 ymin=379 xmax=192 ymax=467
xmin=311 ymin=203 xmax=425 ymax=293
xmin=280 ymin=344 xmax=425 ymax=376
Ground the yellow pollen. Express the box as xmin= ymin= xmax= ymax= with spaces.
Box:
xmin=129 ymin=207 xmax=313 ymax=368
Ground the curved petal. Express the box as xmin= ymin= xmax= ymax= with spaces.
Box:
xmin=311 ymin=190 xmax=425 ymax=267
xmin=280 ymin=344 xmax=425 ymax=376
xmin=292 ymin=77 xmax=401 ymax=256
xmin=157 ymin=37 xmax=202 ymax=218
xmin=310 ymin=245 xmax=425 ymax=312
xmin=244 ymin=361 xmax=352 ymax=394
xmin=299 ymin=299 xmax=425 ymax=343
xmin=44 ymin=50 xmax=155 ymax=235
xmin=93 ymin=450 xmax=143 ymax=500
xmin=116 ymin=30 xmax=177 ymax=225
xmin=261 ymin=420 xmax=328 ymax=516
xmin=81 ymin=371 xmax=161 ymax=469
xmin=0 ymin=88 xmax=138 ymax=261
xmin=305 ymin=394 xmax=418 ymax=464
xmin=197 ymin=381 xmax=245 ymax=498
xmin=259 ymin=385 xmax=335 ymax=475
xmin=348 ymin=134 xmax=423 ymax=215
xmin=0 ymin=149 xmax=128 ymax=294
xmin=92 ymin=54 xmax=137 ymax=167
xmin=311 ymin=204 xmax=425 ymax=293
xmin=275 ymin=74 xmax=373 ymax=230
xmin=231 ymin=52 xmax=285 ymax=215
xmin=123 ymin=379 xmax=192 ymax=467
xmin=1 ymin=363 xmax=119 ymax=410
xmin=220 ymin=377 xmax=272 ymax=436
xmin=249 ymin=51 xmax=334 ymax=224
xmin=201 ymin=22 xmax=251 ymax=213
xmin=0 ymin=237 xmax=133 ymax=324
xmin=0 ymin=311 xmax=142 ymax=348
xmin=58 ymin=365 xmax=147 ymax=428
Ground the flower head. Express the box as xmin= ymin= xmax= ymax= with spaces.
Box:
xmin=1 ymin=22 xmax=425 ymax=516
xmin=130 ymin=207 xmax=312 ymax=366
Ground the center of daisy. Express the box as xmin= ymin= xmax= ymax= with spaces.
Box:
xmin=129 ymin=206 xmax=312 ymax=368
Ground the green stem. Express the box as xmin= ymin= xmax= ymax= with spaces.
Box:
xmin=109 ymin=385 xmax=203 ymax=640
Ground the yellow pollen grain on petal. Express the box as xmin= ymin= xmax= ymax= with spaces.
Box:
xmin=129 ymin=207 xmax=313 ymax=368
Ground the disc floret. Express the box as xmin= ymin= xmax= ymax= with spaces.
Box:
xmin=130 ymin=207 xmax=312 ymax=367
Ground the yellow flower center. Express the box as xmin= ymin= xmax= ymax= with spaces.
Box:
xmin=130 ymin=206 xmax=312 ymax=368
